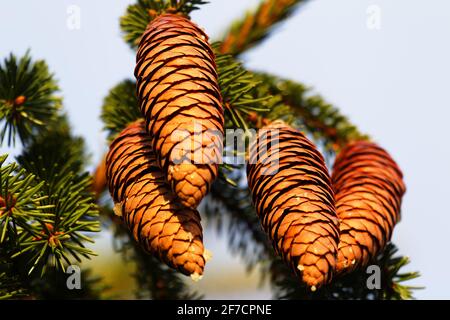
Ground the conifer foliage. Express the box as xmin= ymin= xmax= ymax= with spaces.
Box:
xmin=0 ymin=52 xmax=61 ymax=146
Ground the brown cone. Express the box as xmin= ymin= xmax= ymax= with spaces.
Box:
xmin=135 ymin=14 xmax=224 ymax=209
xmin=92 ymin=155 xmax=107 ymax=199
xmin=246 ymin=120 xmax=339 ymax=290
xmin=106 ymin=120 xmax=206 ymax=277
xmin=332 ymin=141 xmax=406 ymax=275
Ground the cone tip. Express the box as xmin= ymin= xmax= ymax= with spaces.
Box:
xmin=190 ymin=272 xmax=203 ymax=282
xmin=203 ymin=249 xmax=213 ymax=262
xmin=113 ymin=202 xmax=122 ymax=217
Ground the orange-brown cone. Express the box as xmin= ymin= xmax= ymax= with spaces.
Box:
xmin=332 ymin=141 xmax=406 ymax=275
xmin=92 ymin=155 xmax=107 ymax=199
xmin=246 ymin=120 xmax=339 ymax=290
xmin=106 ymin=120 xmax=206 ymax=277
xmin=135 ymin=14 xmax=224 ymax=209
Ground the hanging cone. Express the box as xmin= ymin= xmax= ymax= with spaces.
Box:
xmin=135 ymin=13 xmax=224 ymax=209
xmin=106 ymin=120 xmax=206 ymax=278
xmin=246 ymin=120 xmax=339 ymax=290
xmin=332 ymin=140 xmax=406 ymax=275
xmin=92 ymin=155 xmax=107 ymax=199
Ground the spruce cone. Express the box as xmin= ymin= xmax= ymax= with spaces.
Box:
xmin=332 ymin=141 xmax=406 ymax=274
xmin=92 ymin=155 xmax=107 ymax=199
xmin=247 ymin=121 xmax=339 ymax=290
xmin=106 ymin=120 xmax=206 ymax=277
xmin=135 ymin=14 xmax=224 ymax=209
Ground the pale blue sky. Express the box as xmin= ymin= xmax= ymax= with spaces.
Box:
xmin=1 ymin=0 xmax=449 ymax=299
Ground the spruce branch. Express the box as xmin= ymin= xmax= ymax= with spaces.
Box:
xmin=0 ymin=153 xmax=104 ymax=299
xmin=101 ymin=79 xmax=140 ymax=141
xmin=214 ymin=46 xmax=279 ymax=131
xmin=376 ymin=244 xmax=422 ymax=300
xmin=256 ymin=73 xmax=369 ymax=153
xmin=206 ymin=168 xmax=271 ymax=271
xmin=214 ymin=48 xmax=283 ymax=186
xmin=218 ymin=0 xmax=306 ymax=56
xmin=120 ymin=0 xmax=208 ymax=49
xmin=0 ymin=274 xmax=27 ymax=299
xmin=15 ymin=115 xmax=100 ymax=276
xmin=214 ymin=50 xmax=364 ymax=156
xmin=0 ymin=258 xmax=28 ymax=300
xmin=0 ymin=154 xmax=50 ymax=247
xmin=0 ymin=52 xmax=61 ymax=146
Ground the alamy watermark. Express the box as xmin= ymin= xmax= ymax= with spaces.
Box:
xmin=66 ymin=264 xmax=81 ymax=290
xmin=66 ymin=5 xmax=81 ymax=30
xmin=366 ymin=4 xmax=382 ymax=31
xmin=366 ymin=265 xmax=381 ymax=290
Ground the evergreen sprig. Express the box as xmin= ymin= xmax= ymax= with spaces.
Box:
xmin=15 ymin=116 xmax=100 ymax=276
xmin=218 ymin=0 xmax=306 ymax=56
xmin=0 ymin=154 xmax=50 ymax=246
xmin=215 ymin=50 xmax=365 ymax=157
xmin=120 ymin=0 xmax=208 ymax=49
xmin=257 ymin=73 xmax=369 ymax=153
xmin=206 ymin=169 xmax=271 ymax=271
xmin=0 ymin=52 xmax=61 ymax=146
xmin=0 ymin=258 xmax=28 ymax=300
xmin=0 ymin=274 xmax=26 ymax=300
xmin=376 ymin=244 xmax=422 ymax=300
xmin=101 ymin=79 xmax=141 ymax=141
xmin=214 ymin=47 xmax=279 ymax=131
